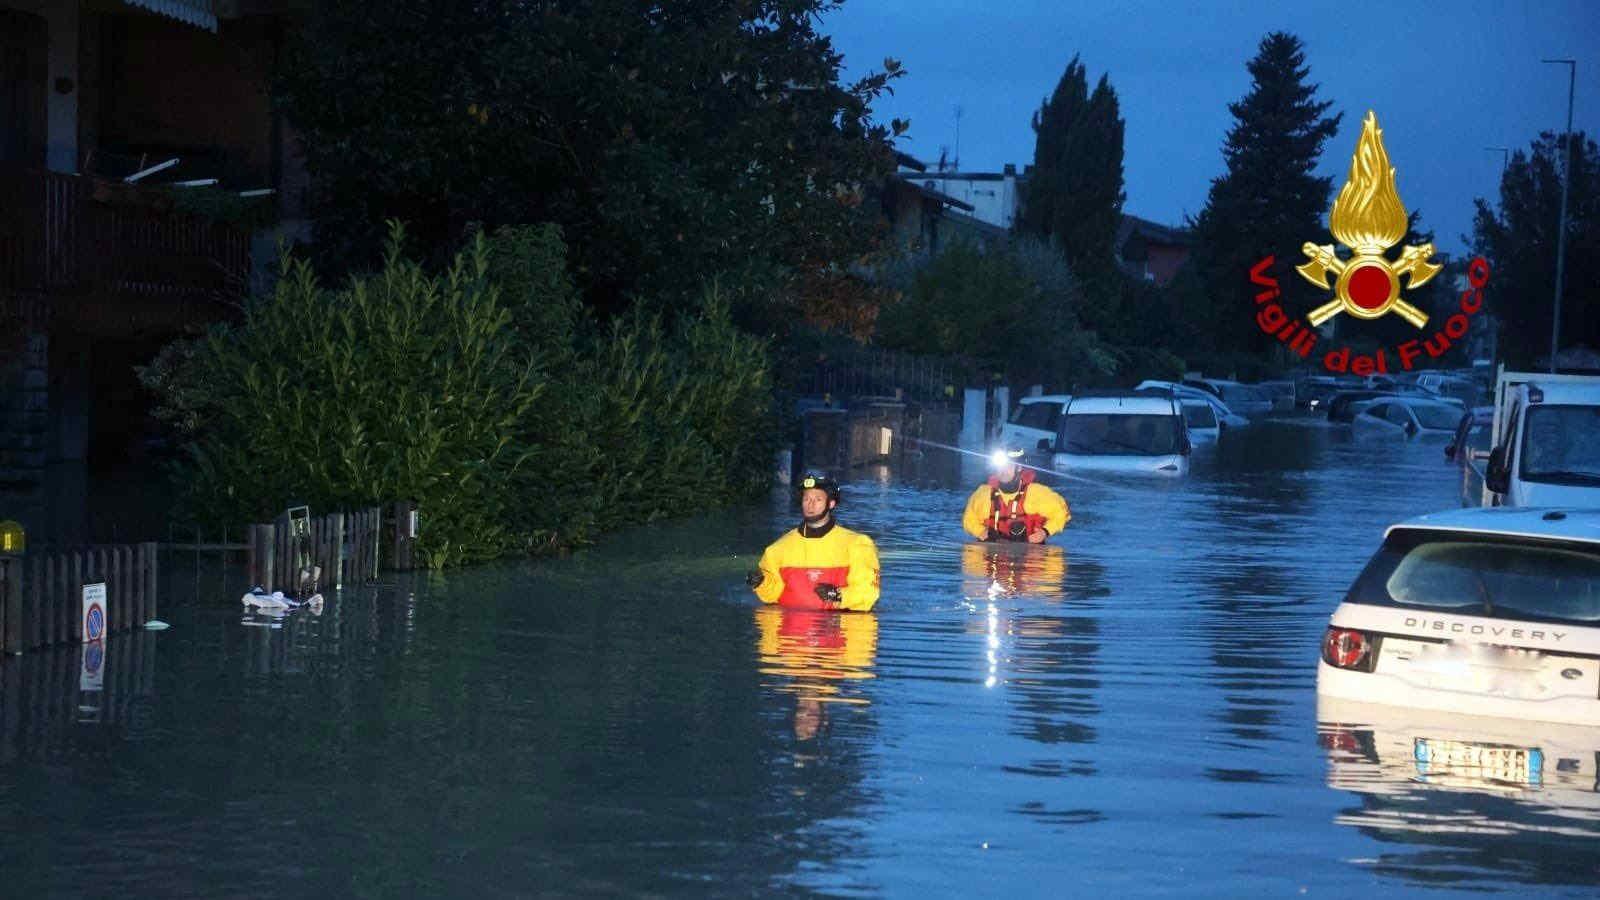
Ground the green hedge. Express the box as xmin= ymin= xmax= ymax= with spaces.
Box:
xmin=142 ymin=223 xmax=777 ymax=568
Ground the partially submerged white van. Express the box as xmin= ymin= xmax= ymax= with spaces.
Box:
xmin=1051 ymin=391 xmax=1190 ymax=476
xmin=1484 ymin=377 xmax=1600 ymax=508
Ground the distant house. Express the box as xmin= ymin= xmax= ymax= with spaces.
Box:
xmin=909 ymin=164 xmax=1022 ymax=231
xmin=1115 ymin=215 xmax=1191 ymax=285
xmin=880 ymin=152 xmax=989 ymax=254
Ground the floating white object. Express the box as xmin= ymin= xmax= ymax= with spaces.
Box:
xmin=143 ymin=620 xmax=170 ymax=630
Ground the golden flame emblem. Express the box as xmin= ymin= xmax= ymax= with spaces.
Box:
xmin=1297 ymin=111 xmax=1440 ymax=328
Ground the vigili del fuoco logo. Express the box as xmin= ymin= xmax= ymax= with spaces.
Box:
xmin=1249 ymin=111 xmax=1491 ymax=376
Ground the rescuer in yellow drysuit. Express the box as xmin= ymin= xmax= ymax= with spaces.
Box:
xmin=747 ymin=473 xmax=881 ymax=612
xmin=962 ymin=447 xmax=1071 ymax=543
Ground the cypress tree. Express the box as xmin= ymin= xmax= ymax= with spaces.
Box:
xmin=1189 ymin=32 xmax=1341 ymax=356
xmin=1021 ymin=56 xmax=1126 ymax=278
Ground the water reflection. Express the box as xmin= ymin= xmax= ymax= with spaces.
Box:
xmin=0 ymin=630 xmax=158 ymax=763
xmin=1318 ymin=698 xmax=1600 ymax=887
xmin=755 ymin=606 xmax=877 ymax=742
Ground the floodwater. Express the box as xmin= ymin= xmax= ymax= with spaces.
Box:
xmin=2 ymin=419 xmax=1597 ymax=897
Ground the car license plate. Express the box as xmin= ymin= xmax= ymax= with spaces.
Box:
xmin=1413 ymin=737 xmax=1543 ymax=786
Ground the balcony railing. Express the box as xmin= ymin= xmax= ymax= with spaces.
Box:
xmin=0 ymin=166 xmax=250 ymax=305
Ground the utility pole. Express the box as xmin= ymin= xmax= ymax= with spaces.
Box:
xmin=952 ymin=104 xmax=963 ymax=171
xmin=1542 ymin=58 xmax=1576 ymax=373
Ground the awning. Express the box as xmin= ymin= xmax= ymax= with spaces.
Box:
xmin=122 ymin=0 xmax=218 ymax=32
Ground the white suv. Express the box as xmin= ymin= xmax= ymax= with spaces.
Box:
xmin=1000 ymin=394 xmax=1071 ymax=452
xmin=1317 ymin=507 xmax=1600 ymax=725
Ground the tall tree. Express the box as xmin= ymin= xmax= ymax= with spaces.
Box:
xmin=277 ymin=0 xmax=906 ymax=315
xmin=1019 ymin=56 xmax=1126 ymax=278
xmin=1472 ymin=131 xmax=1600 ymax=368
xmin=1189 ymin=32 xmax=1341 ymax=356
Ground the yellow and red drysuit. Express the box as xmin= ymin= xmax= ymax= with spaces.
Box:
xmin=752 ymin=520 xmax=880 ymax=612
xmin=961 ymin=469 xmax=1071 ymax=542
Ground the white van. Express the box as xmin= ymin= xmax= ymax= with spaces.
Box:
xmin=1483 ymin=376 xmax=1600 ymax=508
xmin=999 ymin=394 xmax=1071 ymax=452
xmin=1051 ymin=391 xmax=1190 ymax=476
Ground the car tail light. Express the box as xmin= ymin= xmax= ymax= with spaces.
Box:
xmin=1322 ymin=626 xmax=1374 ymax=671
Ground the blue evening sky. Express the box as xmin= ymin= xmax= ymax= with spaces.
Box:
xmin=824 ymin=0 xmax=1600 ymax=255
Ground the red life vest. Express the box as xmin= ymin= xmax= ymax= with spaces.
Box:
xmin=778 ymin=565 xmax=851 ymax=609
xmin=988 ymin=470 xmax=1046 ymax=541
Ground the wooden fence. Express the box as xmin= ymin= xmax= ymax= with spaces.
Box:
xmin=0 ymin=542 xmax=158 ymax=655
xmin=247 ymin=501 xmax=417 ymax=595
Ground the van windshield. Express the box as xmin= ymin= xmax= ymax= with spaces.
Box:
xmin=1345 ymin=529 xmax=1600 ymax=624
xmin=1062 ymin=414 xmax=1181 ymax=455
xmin=1521 ymin=405 xmax=1600 ymax=485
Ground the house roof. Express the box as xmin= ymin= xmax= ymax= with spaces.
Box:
xmin=1116 ymin=214 xmax=1191 ymax=250
xmin=890 ymin=175 xmax=975 ymax=212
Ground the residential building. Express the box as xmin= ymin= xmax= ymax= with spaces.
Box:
xmin=1114 ymin=215 xmax=1191 ymax=285
xmin=911 ymin=165 xmax=1021 ymax=231
xmin=1 ymin=0 xmax=301 ymax=482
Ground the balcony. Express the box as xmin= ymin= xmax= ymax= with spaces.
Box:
xmin=0 ymin=166 xmax=250 ymax=314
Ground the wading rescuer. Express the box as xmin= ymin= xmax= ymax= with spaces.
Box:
xmin=963 ymin=447 xmax=1070 ymax=544
xmin=747 ymin=474 xmax=881 ymax=612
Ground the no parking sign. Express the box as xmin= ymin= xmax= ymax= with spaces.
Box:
xmin=82 ymin=582 xmax=107 ymax=643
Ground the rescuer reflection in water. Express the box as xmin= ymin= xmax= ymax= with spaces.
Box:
xmin=747 ymin=474 xmax=881 ymax=611
xmin=962 ymin=447 xmax=1071 ymax=544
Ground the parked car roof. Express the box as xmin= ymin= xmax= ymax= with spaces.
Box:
xmin=1388 ymin=507 xmax=1600 ymax=545
xmin=1067 ymin=394 xmax=1182 ymax=415
xmin=1018 ymin=394 xmax=1072 ymax=404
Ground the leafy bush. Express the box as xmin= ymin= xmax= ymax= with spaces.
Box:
xmin=143 ymin=222 xmax=777 ymax=567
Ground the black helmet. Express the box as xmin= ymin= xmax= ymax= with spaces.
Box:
xmin=797 ymin=472 xmax=841 ymax=503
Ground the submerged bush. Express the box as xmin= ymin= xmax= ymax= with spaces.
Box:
xmin=144 ymin=222 xmax=776 ymax=567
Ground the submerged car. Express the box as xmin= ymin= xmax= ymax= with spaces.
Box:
xmin=1316 ymin=507 xmax=1600 ymax=726
xmin=1184 ymin=378 xmax=1274 ymax=418
xmin=1325 ymin=390 xmax=1398 ymax=423
xmin=1180 ymin=399 xmax=1220 ymax=445
xmin=1000 ymin=394 xmax=1072 ymax=452
xmin=1052 ymin=391 xmax=1190 ymax=477
xmin=1351 ymin=398 xmax=1465 ymax=439
xmin=1134 ymin=380 xmax=1249 ymax=430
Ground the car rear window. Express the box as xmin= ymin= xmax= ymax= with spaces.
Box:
xmin=1345 ymin=529 xmax=1600 ymax=625
xmin=1182 ymin=404 xmax=1217 ymax=428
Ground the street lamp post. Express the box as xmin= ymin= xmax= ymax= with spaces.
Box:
xmin=1542 ymin=58 xmax=1576 ymax=373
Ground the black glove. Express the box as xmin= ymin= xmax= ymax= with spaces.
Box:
xmin=814 ymin=583 xmax=842 ymax=604
xmin=746 ymin=569 xmax=765 ymax=589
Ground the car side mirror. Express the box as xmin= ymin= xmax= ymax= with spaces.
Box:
xmin=1404 ymin=421 xmax=1418 ymax=437
xmin=1037 ymin=437 xmax=1052 ymax=452
xmin=1486 ymin=445 xmax=1509 ymax=494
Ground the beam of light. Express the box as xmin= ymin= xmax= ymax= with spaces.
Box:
xmin=906 ymin=436 xmax=1145 ymax=491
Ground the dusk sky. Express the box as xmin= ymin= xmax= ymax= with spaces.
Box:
xmin=825 ymin=0 xmax=1600 ymax=256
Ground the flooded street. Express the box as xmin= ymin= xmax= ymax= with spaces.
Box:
xmin=3 ymin=420 xmax=1597 ymax=897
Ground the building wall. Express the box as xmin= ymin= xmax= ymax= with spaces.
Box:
xmin=1146 ymin=244 xmax=1189 ymax=286
xmin=912 ymin=171 xmax=1018 ymax=230
xmin=89 ymin=12 xmax=277 ymax=182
